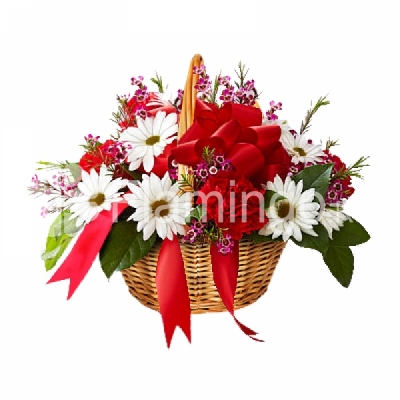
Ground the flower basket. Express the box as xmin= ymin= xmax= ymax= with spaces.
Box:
xmin=29 ymin=53 xmax=370 ymax=346
xmin=122 ymin=238 xmax=286 ymax=314
xmin=121 ymin=54 xmax=286 ymax=314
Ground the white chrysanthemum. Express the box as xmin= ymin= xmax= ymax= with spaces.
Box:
xmin=68 ymin=165 xmax=127 ymax=226
xmin=124 ymin=173 xmax=192 ymax=240
xmin=280 ymin=130 xmax=325 ymax=165
xmin=120 ymin=111 xmax=178 ymax=173
xmin=259 ymin=175 xmax=320 ymax=242
xmin=318 ymin=207 xmax=348 ymax=239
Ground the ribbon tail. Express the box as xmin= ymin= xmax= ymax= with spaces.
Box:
xmin=211 ymin=242 xmax=263 ymax=342
xmin=47 ymin=202 xmax=128 ymax=300
xmin=156 ymin=235 xmax=191 ymax=347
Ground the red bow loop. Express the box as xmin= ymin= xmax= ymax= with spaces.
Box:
xmin=171 ymin=100 xmax=290 ymax=186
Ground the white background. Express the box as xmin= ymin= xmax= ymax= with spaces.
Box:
xmin=1 ymin=0 xmax=399 ymax=399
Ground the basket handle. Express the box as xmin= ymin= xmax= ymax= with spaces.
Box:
xmin=178 ymin=54 xmax=204 ymax=140
xmin=176 ymin=54 xmax=204 ymax=184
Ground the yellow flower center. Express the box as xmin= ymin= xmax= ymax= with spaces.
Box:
xmin=293 ymin=147 xmax=307 ymax=157
xmin=89 ymin=193 xmax=105 ymax=207
xmin=276 ymin=199 xmax=295 ymax=219
xmin=151 ymin=199 xmax=169 ymax=217
xmin=146 ymin=135 xmax=161 ymax=146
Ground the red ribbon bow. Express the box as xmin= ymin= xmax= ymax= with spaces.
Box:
xmin=171 ymin=99 xmax=290 ymax=187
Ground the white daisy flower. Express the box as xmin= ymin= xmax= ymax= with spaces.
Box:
xmin=124 ymin=172 xmax=192 ymax=240
xmin=68 ymin=165 xmax=127 ymax=227
xmin=120 ymin=111 xmax=178 ymax=173
xmin=280 ymin=130 xmax=325 ymax=165
xmin=318 ymin=206 xmax=348 ymax=239
xmin=259 ymin=175 xmax=320 ymax=242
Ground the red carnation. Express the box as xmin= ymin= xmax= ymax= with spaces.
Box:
xmin=197 ymin=170 xmax=267 ymax=240
xmin=79 ymin=139 xmax=116 ymax=173
xmin=323 ymin=149 xmax=355 ymax=202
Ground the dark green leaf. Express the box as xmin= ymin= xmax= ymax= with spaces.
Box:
xmin=323 ymin=246 xmax=354 ymax=287
xmin=291 ymin=223 xmax=330 ymax=254
xmin=99 ymin=221 xmax=156 ymax=278
xmin=41 ymin=210 xmax=82 ymax=271
xmin=330 ymin=217 xmax=370 ymax=247
xmin=292 ymin=164 xmax=333 ymax=199
xmin=116 ymin=206 xmax=135 ymax=222
xmin=248 ymin=231 xmax=284 ymax=244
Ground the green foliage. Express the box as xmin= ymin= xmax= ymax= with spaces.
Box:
xmin=65 ymin=162 xmax=81 ymax=181
xmin=323 ymin=246 xmax=354 ymax=288
xmin=292 ymin=164 xmax=333 ymax=199
xmin=329 ymin=218 xmax=370 ymax=247
xmin=291 ymin=215 xmax=370 ymax=287
xmin=299 ymin=95 xmax=330 ymax=135
xmin=248 ymin=232 xmax=283 ymax=244
xmin=186 ymin=205 xmax=207 ymax=223
xmin=291 ymin=223 xmax=330 ymax=253
xmin=150 ymin=72 xmax=166 ymax=93
xmin=99 ymin=221 xmax=156 ymax=278
xmin=41 ymin=210 xmax=82 ymax=271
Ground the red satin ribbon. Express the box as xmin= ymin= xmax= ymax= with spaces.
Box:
xmin=47 ymin=201 xmax=128 ymax=299
xmin=156 ymin=235 xmax=191 ymax=347
xmin=171 ymin=100 xmax=290 ymax=187
xmin=210 ymin=242 xmax=263 ymax=342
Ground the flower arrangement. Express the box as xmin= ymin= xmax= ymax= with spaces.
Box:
xmin=29 ymin=55 xmax=370 ymax=346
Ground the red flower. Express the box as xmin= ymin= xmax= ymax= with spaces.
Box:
xmin=118 ymin=93 xmax=177 ymax=131
xmin=79 ymin=140 xmax=131 ymax=179
xmin=323 ymin=150 xmax=355 ymax=201
xmin=79 ymin=140 xmax=115 ymax=173
xmin=197 ymin=170 xmax=267 ymax=240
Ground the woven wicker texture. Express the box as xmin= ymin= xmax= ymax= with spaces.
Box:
xmin=121 ymin=54 xmax=286 ymax=313
xmin=121 ymin=239 xmax=286 ymax=313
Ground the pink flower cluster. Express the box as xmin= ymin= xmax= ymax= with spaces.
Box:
xmin=193 ymin=65 xmax=212 ymax=99
xmin=182 ymin=220 xmax=205 ymax=244
xmin=130 ymin=76 xmax=150 ymax=104
xmin=218 ymin=75 xmax=257 ymax=106
xmin=265 ymin=100 xmax=282 ymax=121
xmin=194 ymin=154 xmax=232 ymax=182
xmin=217 ymin=234 xmax=235 ymax=255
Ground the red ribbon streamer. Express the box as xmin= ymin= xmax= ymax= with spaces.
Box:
xmin=47 ymin=202 xmax=128 ymax=299
xmin=156 ymin=235 xmax=191 ymax=347
xmin=210 ymin=241 xmax=263 ymax=342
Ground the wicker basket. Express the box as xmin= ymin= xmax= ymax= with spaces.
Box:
xmin=122 ymin=238 xmax=285 ymax=314
xmin=121 ymin=54 xmax=286 ymax=313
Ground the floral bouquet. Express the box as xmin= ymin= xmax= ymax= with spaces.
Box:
xmin=29 ymin=54 xmax=370 ymax=346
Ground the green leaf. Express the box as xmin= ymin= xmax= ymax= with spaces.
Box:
xmin=291 ymin=223 xmax=330 ymax=254
xmin=292 ymin=164 xmax=333 ymax=199
xmin=41 ymin=210 xmax=82 ymax=271
xmin=330 ymin=217 xmax=370 ymax=247
xmin=323 ymin=246 xmax=354 ymax=287
xmin=186 ymin=205 xmax=207 ymax=223
xmin=99 ymin=221 xmax=156 ymax=278
xmin=248 ymin=231 xmax=283 ymax=244
xmin=66 ymin=162 xmax=81 ymax=181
